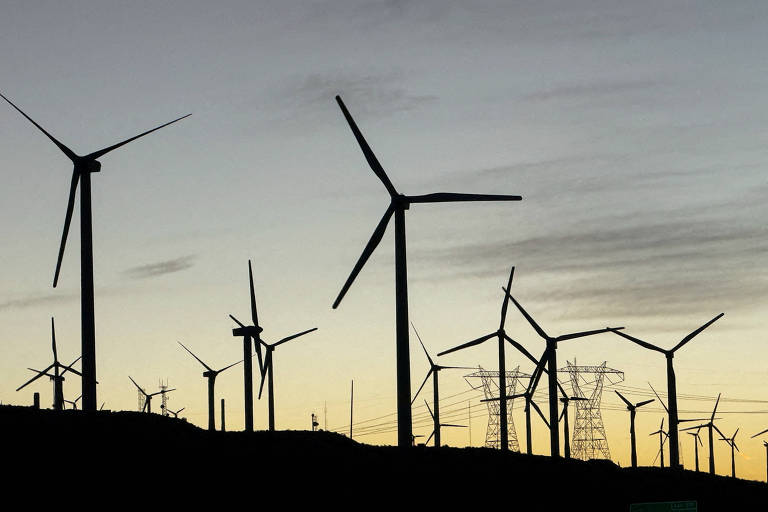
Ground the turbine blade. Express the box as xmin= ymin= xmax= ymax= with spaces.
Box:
xmin=556 ymin=327 xmax=622 ymax=342
xmin=258 ymin=350 xmax=272 ymax=399
xmin=0 ymin=92 xmax=77 ymax=161
xmin=499 ymin=266 xmax=515 ymax=329
xmin=16 ymin=364 xmax=55 ymax=391
xmin=615 ymin=390 xmax=633 ymax=408
xmin=410 ymin=370 xmax=433 ymax=406
xmin=503 ymin=333 xmax=539 ymax=366
xmin=649 ymin=383 xmax=669 ymax=413
xmin=332 ymin=205 xmax=395 ymax=309
xmin=411 ymin=323 xmax=434 ymax=367
xmin=424 ymin=400 xmax=434 ymax=420
xmin=178 ymin=342 xmax=213 ymax=372
xmin=128 ymin=376 xmax=147 ymax=396
xmin=85 ymin=114 xmax=191 ymax=160
xmin=711 ymin=393 xmax=721 ymax=421
xmin=335 ymin=95 xmax=398 ymax=197
xmin=636 ymin=399 xmax=655 ymax=408
xmin=437 ymin=332 xmax=496 ymax=357
xmin=530 ymin=400 xmax=549 ymax=428
xmin=528 ymin=348 xmax=549 ymax=394
xmin=50 ymin=317 xmax=58 ymax=362
xmin=680 ymin=424 xmax=708 ymax=431
xmin=248 ymin=260 xmax=259 ymax=327
xmin=751 ymin=427 xmax=768 ymax=439
xmin=58 ymin=360 xmax=82 ymax=378
xmin=559 ymin=407 xmax=566 ymax=422
xmin=713 ymin=424 xmax=727 ymax=440
xmin=217 ymin=359 xmax=243 ymax=374
xmin=273 ymin=327 xmax=318 ymax=347
xmin=670 ymin=313 xmax=725 ymax=353
xmin=53 ymin=171 xmax=80 ymax=287
xmin=425 ymin=430 xmax=435 ymax=446
xmin=503 ymin=291 xmax=550 ymax=340
xmin=229 ymin=314 xmax=246 ymax=328
xmin=407 ymin=192 xmax=522 ymax=204
xmin=440 ymin=424 xmax=467 ymax=428
xmin=610 ymin=329 xmax=666 ymax=354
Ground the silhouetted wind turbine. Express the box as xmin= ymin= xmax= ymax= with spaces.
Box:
xmin=505 ymin=290 xmax=621 ymax=458
xmin=16 ymin=317 xmax=81 ymax=410
xmin=0 ymin=93 xmax=189 ymax=412
xmin=439 ymin=267 xmax=541 ymax=451
xmin=650 ymin=418 xmax=669 ymax=468
xmin=230 ymin=260 xmax=265 ymax=432
xmin=64 ymin=395 xmax=82 ymax=410
xmin=680 ymin=393 xmax=724 ymax=474
xmin=422 ymin=400 xmax=466 ymax=446
xmin=751 ymin=428 xmax=768 ymax=482
xmin=256 ymin=327 xmax=318 ymax=431
xmin=332 ymin=96 xmax=522 ymax=447
xmin=559 ymin=394 xmax=588 ymax=459
xmin=615 ymin=390 xmax=654 ymax=468
xmin=178 ymin=342 xmax=242 ymax=431
xmin=168 ymin=407 xmax=185 ymax=419
xmin=687 ymin=427 xmax=704 ymax=472
xmin=719 ymin=428 xmax=740 ymax=478
xmin=609 ymin=313 xmax=723 ymax=468
xmin=410 ymin=323 xmax=473 ymax=448
xmin=129 ymin=376 xmax=175 ymax=414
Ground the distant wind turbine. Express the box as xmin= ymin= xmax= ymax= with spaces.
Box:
xmin=129 ymin=376 xmax=175 ymax=414
xmin=422 ymin=400 xmax=466 ymax=446
xmin=331 ymin=96 xmax=522 ymax=447
xmin=614 ymin=390 xmax=654 ymax=468
xmin=718 ymin=428 xmax=740 ymax=478
xmin=0 ymin=93 xmax=189 ymax=412
xmin=178 ymin=342 xmax=242 ymax=431
xmin=687 ymin=427 xmax=704 ymax=472
xmin=751 ymin=428 xmax=768 ymax=483
xmin=650 ymin=418 xmax=669 ymax=468
xmin=609 ymin=313 xmax=724 ymax=468
xmin=680 ymin=393 xmax=725 ymax=474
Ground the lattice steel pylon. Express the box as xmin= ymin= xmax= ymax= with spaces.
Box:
xmin=137 ymin=389 xmax=145 ymax=412
xmin=159 ymin=379 xmax=170 ymax=417
xmin=465 ymin=366 xmax=529 ymax=452
xmin=564 ymin=360 xmax=624 ymax=461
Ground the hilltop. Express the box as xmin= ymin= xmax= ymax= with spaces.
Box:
xmin=1 ymin=405 xmax=765 ymax=509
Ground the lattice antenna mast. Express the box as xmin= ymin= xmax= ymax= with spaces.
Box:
xmin=565 ymin=360 xmax=624 ymax=461
xmin=464 ymin=366 xmax=528 ymax=451
xmin=159 ymin=379 xmax=170 ymax=417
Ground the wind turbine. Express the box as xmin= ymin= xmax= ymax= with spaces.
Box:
xmin=129 ymin=376 xmax=175 ymax=414
xmin=16 ymin=317 xmax=81 ymax=410
xmin=719 ymin=428 xmax=740 ymax=478
xmin=559 ymin=394 xmax=588 ymax=459
xmin=687 ymin=428 xmax=704 ymax=472
xmin=614 ymin=390 xmax=654 ymax=468
xmin=422 ymin=400 xmax=466 ymax=446
xmin=504 ymin=289 xmax=622 ymax=458
xmin=410 ymin=323 xmax=473 ymax=448
xmin=229 ymin=260 xmax=265 ymax=432
xmin=178 ymin=342 xmax=242 ymax=431
xmin=680 ymin=393 xmax=724 ymax=474
xmin=650 ymin=418 xmax=669 ymax=468
xmin=0 ymin=93 xmax=190 ymax=412
xmin=168 ymin=407 xmax=185 ymax=419
xmin=331 ymin=96 xmax=522 ymax=448
xmin=609 ymin=313 xmax=724 ymax=468
xmin=64 ymin=395 xmax=82 ymax=410
xmin=751 ymin=428 xmax=768 ymax=482
xmin=438 ymin=267 xmax=543 ymax=451
xmin=256 ymin=326 xmax=318 ymax=431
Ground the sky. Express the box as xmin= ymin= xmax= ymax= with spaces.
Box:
xmin=1 ymin=0 xmax=767 ymax=479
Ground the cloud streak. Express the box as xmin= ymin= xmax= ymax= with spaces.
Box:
xmin=123 ymin=255 xmax=196 ymax=280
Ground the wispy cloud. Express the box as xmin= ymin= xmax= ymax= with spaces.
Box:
xmin=0 ymin=292 xmax=78 ymax=311
xmin=521 ymin=80 xmax=657 ymax=103
xmin=123 ymin=255 xmax=196 ymax=280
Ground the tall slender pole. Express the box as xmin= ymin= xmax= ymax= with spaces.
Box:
xmin=764 ymin=443 xmax=767 ymax=483
xmin=468 ymin=400 xmax=471 ymax=446
xmin=268 ymin=359 xmax=275 ymax=431
xmin=666 ymin=355 xmax=680 ymax=468
xmin=393 ymin=208 xmax=412 ymax=448
xmin=630 ymin=410 xmax=638 ymax=468
xmin=525 ymin=397 xmax=533 ymax=454
xmin=660 ymin=433 xmax=665 ymax=468
xmin=243 ymin=336 xmax=253 ymax=431
xmin=694 ymin=436 xmax=699 ymax=471
xmin=498 ymin=336 xmax=508 ymax=450
xmin=221 ymin=398 xmax=226 ymax=432
xmin=207 ymin=376 xmax=216 ymax=431
xmin=562 ymin=402 xmax=571 ymax=459
xmin=80 ymin=172 xmax=97 ymax=412
xmin=708 ymin=424 xmax=715 ymax=474
xmin=547 ymin=342 xmax=560 ymax=457
xmin=433 ymin=370 xmax=441 ymax=447
xmin=731 ymin=443 xmax=735 ymax=478
xmin=349 ymin=380 xmax=354 ymax=439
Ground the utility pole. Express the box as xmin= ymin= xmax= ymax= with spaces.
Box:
xmin=350 ymin=380 xmax=354 ymax=440
xmin=221 ymin=398 xmax=226 ymax=432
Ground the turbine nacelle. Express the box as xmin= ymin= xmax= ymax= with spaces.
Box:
xmin=75 ymin=158 xmax=102 ymax=173
xmin=232 ymin=325 xmax=263 ymax=337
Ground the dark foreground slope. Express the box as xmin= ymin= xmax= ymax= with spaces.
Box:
xmin=1 ymin=405 xmax=765 ymax=509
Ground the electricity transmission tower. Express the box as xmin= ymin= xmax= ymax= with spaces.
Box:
xmin=159 ymin=379 xmax=170 ymax=417
xmin=465 ymin=366 xmax=529 ymax=451
xmin=564 ymin=360 xmax=624 ymax=461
